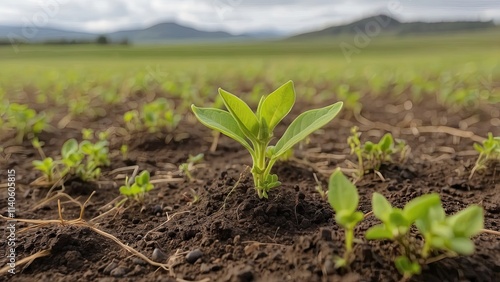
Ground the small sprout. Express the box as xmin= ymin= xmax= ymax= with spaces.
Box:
xmin=124 ymin=98 xmax=181 ymax=133
xmin=98 ymin=131 xmax=109 ymax=141
xmin=183 ymin=188 xmax=200 ymax=206
xmin=31 ymin=137 xmax=43 ymax=149
xmin=470 ymin=133 xmax=500 ymax=178
xmin=120 ymin=144 xmax=129 ymax=160
xmin=4 ymin=103 xmax=48 ymax=144
xmin=60 ymin=138 xmax=110 ymax=181
xmin=192 ymin=81 xmax=343 ymax=198
xmin=327 ymin=168 xmax=364 ymax=268
xmin=313 ymin=173 xmax=327 ymax=200
xmin=395 ymin=256 xmax=421 ymax=279
xmin=366 ymin=192 xmax=484 ymax=279
xmin=416 ymin=204 xmax=484 ymax=258
xmin=32 ymin=157 xmax=57 ymax=182
xmin=119 ymin=170 xmax=154 ymax=203
xmin=179 ymin=153 xmax=204 ymax=182
xmin=348 ymin=127 xmax=408 ymax=179
xmin=124 ymin=110 xmax=140 ymax=131
xmin=82 ymin=128 xmax=94 ymax=140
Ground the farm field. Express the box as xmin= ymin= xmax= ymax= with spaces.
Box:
xmin=1 ymin=32 xmax=500 ymax=282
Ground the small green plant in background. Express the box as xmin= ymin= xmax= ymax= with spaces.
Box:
xmin=32 ymin=157 xmax=57 ymax=183
xmin=470 ymin=132 xmax=500 ymax=179
xmin=124 ymin=98 xmax=181 ymax=133
xmin=60 ymin=138 xmax=110 ymax=181
xmin=82 ymin=128 xmax=94 ymax=140
xmin=327 ymin=169 xmax=364 ymax=268
xmin=179 ymin=153 xmax=204 ymax=182
xmin=366 ymin=192 xmax=484 ymax=279
xmin=28 ymin=132 xmax=110 ymax=183
xmin=120 ymin=144 xmax=129 ymax=160
xmin=3 ymin=103 xmax=47 ymax=144
xmin=348 ymin=126 xmax=408 ymax=179
xmin=192 ymin=80 xmax=343 ymax=198
xmin=119 ymin=170 xmax=154 ymax=202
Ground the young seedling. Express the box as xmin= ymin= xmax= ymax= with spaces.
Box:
xmin=327 ymin=168 xmax=364 ymax=268
xmin=348 ymin=127 xmax=408 ymax=179
xmin=470 ymin=132 xmax=500 ymax=179
xmin=60 ymin=138 xmax=110 ymax=181
xmin=366 ymin=192 xmax=484 ymax=279
xmin=32 ymin=157 xmax=57 ymax=183
xmin=119 ymin=170 xmax=154 ymax=203
xmin=192 ymin=81 xmax=343 ymax=198
xmin=179 ymin=153 xmax=204 ymax=182
xmin=120 ymin=144 xmax=129 ymax=160
xmin=82 ymin=128 xmax=94 ymax=140
xmin=313 ymin=173 xmax=327 ymax=200
xmin=5 ymin=103 xmax=47 ymax=144
xmin=124 ymin=98 xmax=181 ymax=133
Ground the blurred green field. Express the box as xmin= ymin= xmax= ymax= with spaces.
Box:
xmin=1 ymin=31 xmax=499 ymax=123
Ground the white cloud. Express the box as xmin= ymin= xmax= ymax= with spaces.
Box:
xmin=0 ymin=0 xmax=497 ymax=34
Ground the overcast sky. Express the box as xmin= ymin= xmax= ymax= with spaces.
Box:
xmin=0 ymin=0 xmax=499 ymax=34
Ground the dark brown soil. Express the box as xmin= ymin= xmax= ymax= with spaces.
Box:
xmin=1 ymin=92 xmax=499 ymax=282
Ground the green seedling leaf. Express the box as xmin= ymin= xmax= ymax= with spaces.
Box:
xmin=366 ymin=224 xmax=393 ymax=240
xmin=328 ymin=168 xmax=359 ymax=214
xmin=389 ymin=209 xmax=410 ymax=232
xmin=379 ymin=133 xmax=393 ymax=152
xmin=219 ymin=88 xmax=259 ymax=138
xmin=394 ymin=256 xmax=421 ymax=278
xmin=446 ymin=205 xmax=483 ymax=238
xmin=363 ymin=141 xmax=374 ymax=153
xmin=415 ymin=204 xmax=445 ymax=234
xmin=473 ymin=143 xmax=483 ymax=153
xmin=403 ymin=193 xmax=441 ymax=223
xmin=274 ymin=102 xmax=343 ymax=157
xmin=136 ymin=170 xmax=150 ymax=186
xmin=447 ymin=237 xmax=475 ymax=255
xmin=259 ymin=80 xmax=295 ymax=132
xmin=191 ymin=106 xmax=253 ymax=153
xmin=336 ymin=210 xmax=364 ymax=229
xmin=372 ymin=192 xmax=392 ymax=222
xmin=61 ymin=139 xmax=79 ymax=159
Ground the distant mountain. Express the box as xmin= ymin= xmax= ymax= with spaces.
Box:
xmin=290 ymin=15 xmax=497 ymax=39
xmin=0 ymin=22 xmax=247 ymax=44
xmin=107 ymin=22 xmax=236 ymax=43
xmin=0 ymin=26 xmax=97 ymax=42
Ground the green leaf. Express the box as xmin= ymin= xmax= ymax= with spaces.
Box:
xmin=136 ymin=170 xmax=150 ymax=186
xmin=366 ymin=224 xmax=393 ymax=240
xmin=379 ymin=133 xmax=393 ymax=152
xmin=473 ymin=143 xmax=483 ymax=153
xmin=389 ymin=209 xmax=410 ymax=230
xmin=403 ymin=193 xmax=441 ymax=223
xmin=260 ymin=80 xmax=295 ymax=132
xmin=61 ymin=139 xmax=79 ymax=159
xmin=219 ymin=88 xmax=259 ymax=137
xmin=328 ymin=168 xmax=358 ymax=214
xmin=274 ymin=102 xmax=343 ymax=157
xmin=394 ymin=256 xmax=421 ymax=277
xmin=447 ymin=205 xmax=483 ymax=238
xmin=191 ymin=106 xmax=253 ymax=153
xmin=363 ymin=141 xmax=374 ymax=153
xmin=372 ymin=192 xmax=393 ymax=222
xmin=415 ymin=205 xmax=445 ymax=234
xmin=447 ymin=237 xmax=475 ymax=255
xmin=335 ymin=210 xmax=363 ymax=229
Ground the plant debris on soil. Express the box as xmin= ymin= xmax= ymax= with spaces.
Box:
xmin=1 ymin=92 xmax=499 ymax=282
